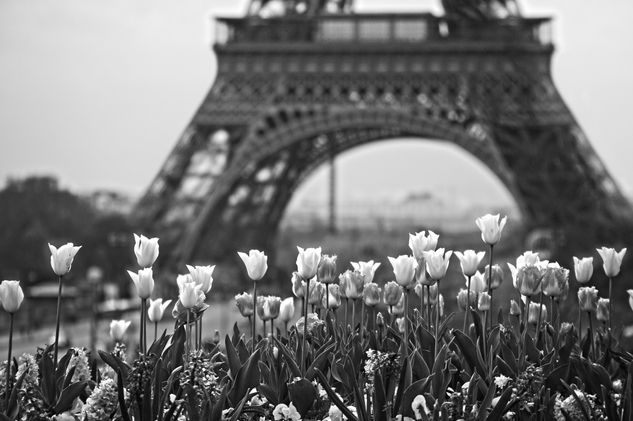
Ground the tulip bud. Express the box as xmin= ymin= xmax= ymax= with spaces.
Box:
xmin=273 ymin=346 xmax=279 ymax=359
xmin=48 ymin=243 xmax=81 ymax=276
xmin=456 ymin=289 xmax=475 ymax=311
xmin=573 ymin=256 xmax=593 ymax=284
xmin=527 ymin=302 xmax=546 ymax=325
xmin=351 ymin=260 xmax=381 ymax=284
xmin=133 ymin=234 xmax=159 ymax=268
xmin=127 ymin=268 xmax=155 ymax=299
xmin=560 ymin=322 xmax=574 ymax=336
xmin=342 ymin=270 xmax=365 ymax=299
xmin=179 ymin=282 xmax=203 ymax=309
xmin=514 ymin=265 xmax=544 ymax=297
xmin=596 ymin=247 xmax=627 ymax=278
xmin=291 ymin=272 xmax=305 ymax=298
xmin=109 ymin=319 xmax=131 ymax=342
xmin=486 ymin=264 xmax=504 ymax=290
xmin=468 ymin=271 xmax=487 ymax=294
xmin=235 ymin=292 xmax=254 ymax=317
xmin=279 ymin=297 xmax=295 ymax=323
xmin=439 ymin=294 xmax=445 ymax=317
xmin=541 ymin=263 xmax=569 ymax=298
xmin=186 ymin=265 xmax=215 ymax=293
xmin=390 ymin=294 xmax=405 ymax=316
xmin=478 ymin=292 xmax=491 ymax=312
xmin=383 ymin=281 xmax=403 ymax=306
xmin=408 ymin=231 xmax=439 ymax=260
xmin=0 ymin=280 xmax=24 ymax=313
xmin=362 ymin=282 xmax=381 ymax=307
xmin=317 ymin=255 xmax=338 ymax=284
xmin=578 ymin=286 xmax=599 ymax=312
xmin=596 ymin=298 xmax=609 ymax=322
xmin=238 ymin=249 xmax=268 ymax=281
xmin=296 ymin=247 xmax=322 ymax=279
xmin=147 ymin=298 xmax=172 ymax=323
xmin=376 ymin=311 xmax=385 ymax=328
xmin=388 ymin=255 xmax=417 ymax=289
xmin=322 ymin=284 xmax=342 ymax=309
xmin=423 ymin=248 xmax=453 ymax=281
xmin=395 ymin=317 xmax=405 ymax=333
xmin=213 ymin=330 xmax=221 ymax=345
xmin=475 ymin=214 xmax=507 ymax=246
xmin=454 ymin=250 xmax=485 ymax=277
xmin=509 ymin=299 xmax=521 ymax=316
xmin=308 ymin=281 xmax=325 ymax=307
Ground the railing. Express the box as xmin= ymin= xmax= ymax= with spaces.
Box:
xmin=214 ymin=14 xmax=552 ymax=46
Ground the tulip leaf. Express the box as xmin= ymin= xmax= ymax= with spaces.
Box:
xmin=475 ymin=382 xmax=497 ymax=421
xmin=210 ymin=386 xmax=228 ymax=421
xmin=229 ymin=393 xmax=250 ymax=421
xmin=54 ymin=380 xmax=87 ymax=413
xmin=486 ymin=385 xmax=513 ymax=421
xmin=272 ymin=336 xmax=301 ymax=378
xmin=373 ymin=370 xmax=388 ymax=421
xmin=306 ymin=341 xmax=335 ymax=380
xmin=6 ymin=368 xmax=27 ymax=420
xmin=225 ymin=334 xmax=241 ymax=379
xmin=400 ymin=378 xmax=431 ymax=419
xmin=228 ymin=349 xmax=261 ymax=405
xmin=288 ymin=377 xmax=318 ymax=417
xmin=314 ymin=368 xmax=359 ymax=421
xmin=453 ymin=330 xmax=487 ymax=379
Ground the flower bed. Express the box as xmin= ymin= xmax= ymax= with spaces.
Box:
xmin=0 ymin=214 xmax=629 ymax=420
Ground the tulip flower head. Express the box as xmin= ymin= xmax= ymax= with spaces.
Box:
xmin=179 ymin=281 xmax=203 ymax=309
xmin=423 ymin=248 xmax=453 ymax=281
xmin=127 ymin=268 xmax=155 ymax=299
xmin=362 ymin=282 xmax=381 ymax=307
xmin=147 ymin=298 xmax=172 ymax=323
xmin=317 ymin=255 xmax=338 ymax=284
xmin=416 ymin=282 xmax=439 ymax=305
xmin=573 ymin=256 xmax=594 ymax=284
xmin=186 ymin=265 xmax=215 ymax=293
xmin=273 ymin=403 xmax=301 ymax=421
xmin=235 ymin=292 xmax=254 ymax=317
xmin=478 ymin=292 xmax=491 ymax=312
xmin=596 ymin=298 xmax=610 ymax=322
xmin=455 ymin=250 xmax=485 ymax=277
xmin=341 ymin=270 xmax=365 ymax=299
xmin=475 ymin=214 xmax=507 ymax=246
xmin=295 ymin=313 xmax=323 ymax=336
xmin=596 ymin=247 xmax=627 ymax=278
xmin=383 ymin=281 xmax=403 ymax=306
xmin=390 ymin=294 xmax=405 ymax=316
xmin=486 ymin=264 xmax=504 ymax=290
xmin=542 ymin=263 xmax=569 ymax=298
xmin=395 ymin=317 xmax=405 ymax=333
xmin=48 ymin=243 xmax=81 ymax=276
xmin=265 ymin=296 xmax=282 ymax=320
xmin=351 ymin=260 xmax=381 ymax=284
xmin=468 ymin=271 xmax=487 ymax=294
xmin=109 ymin=319 xmax=131 ymax=342
xmin=291 ymin=272 xmax=305 ymax=299
xmin=578 ymin=286 xmax=599 ymax=312
xmin=456 ymin=289 xmax=476 ymax=311
xmin=513 ymin=265 xmax=544 ymax=297
xmin=0 ymin=280 xmax=24 ymax=313
xmin=527 ymin=302 xmax=546 ymax=325
xmin=308 ymin=281 xmax=325 ymax=307
xmin=238 ymin=249 xmax=268 ymax=281
xmin=279 ymin=297 xmax=295 ymax=323
xmin=133 ymin=234 xmax=159 ymax=268
xmin=509 ymin=299 xmax=521 ymax=316
xmin=388 ymin=255 xmax=418 ymax=288
xmin=296 ymin=246 xmax=322 ymax=279
xmin=322 ymin=284 xmax=342 ymax=309
xmin=408 ymin=230 xmax=439 ymax=260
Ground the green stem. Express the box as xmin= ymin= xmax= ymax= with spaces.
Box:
xmin=466 ymin=275 xmax=472 ymax=331
xmin=588 ymin=311 xmax=596 ymax=359
xmin=53 ymin=275 xmax=63 ymax=371
xmin=154 ymin=322 xmax=158 ymax=343
xmin=271 ymin=318 xmax=274 ymax=338
xmin=352 ymin=299 xmax=356 ymax=331
xmin=426 ymin=285 xmax=431 ymax=330
xmin=608 ymin=277 xmax=613 ymax=333
xmin=536 ymin=291 xmax=544 ymax=344
xmin=5 ymin=312 xmax=14 ymax=409
xmin=252 ymin=282 xmax=258 ymax=353
xmin=186 ymin=309 xmax=191 ymax=359
xmin=487 ymin=245 xmax=494 ymax=331
xmin=434 ymin=282 xmax=440 ymax=359
xmin=301 ymin=277 xmax=311 ymax=375
xmin=325 ymin=283 xmax=329 ymax=313
xmin=403 ymin=288 xmax=409 ymax=359
xmin=360 ymin=301 xmax=365 ymax=338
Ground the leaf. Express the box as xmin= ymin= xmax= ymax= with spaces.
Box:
xmin=229 ymin=393 xmax=250 ymax=421
xmin=431 ymin=344 xmax=448 ymax=397
xmin=228 ymin=349 xmax=261 ymax=405
xmin=486 ymin=386 xmax=513 ymax=421
xmin=225 ymin=334 xmax=242 ymax=379
xmin=373 ymin=371 xmax=388 ymax=421
xmin=6 ymin=368 xmax=27 ymax=419
xmin=306 ymin=341 xmax=335 ymax=380
xmin=475 ymin=382 xmax=496 ymax=421
xmin=54 ymin=381 xmax=87 ymax=413
xmin=117 ymin=367 xmax=132 ymax=421
xmin=272 ymin=336 xmax=301 ymax=378
xmin=210 ymin=386 xmax=228 ymax=421
xmin=314 ymin=368 xmax=359 ymax=421
xmin=453 ymin=330 xmax=486 ymax=378
xmin=288 ymin=377 xmax=318 ymax=417
xmin=400 ymin=378 xmax=431 ymax=418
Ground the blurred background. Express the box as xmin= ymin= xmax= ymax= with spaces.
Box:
xmin=0 ymin=0 xmax=632 ymax=352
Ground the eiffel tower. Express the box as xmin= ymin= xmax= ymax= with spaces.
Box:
xmin=135 ymin=0 xmax=632 ymax=269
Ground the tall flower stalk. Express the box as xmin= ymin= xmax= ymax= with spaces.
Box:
xmin=596 ymin=247 xmax=626 ymax=333
xmin=0 ymin=280 xmax=24 ymax=408
xmin=48 ymin=243 xmax=81 ymax=370
xmin=238 ymin=249 xmax=268 ymax=352
xmin=295 ymin=247 xmax=321 ymax=375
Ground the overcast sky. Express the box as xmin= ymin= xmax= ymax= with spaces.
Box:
xmin=1 ymin=0 xmax=632 ymax=209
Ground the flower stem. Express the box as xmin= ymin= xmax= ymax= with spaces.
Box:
xmin=465 ymin=275 xmax=472 ymax=332
xmin=186 ymin=309 xmax=191 ymax=359
xmin=608 ymin=277 xmax=613 ymax=333
xmin=426 ymin=285 xmax=431 ymax=330
xmin=434 ymin=283 xmax=440 ymax=359
xmin=588 ymin=311 xmax=596 ymax=359
xmin=5 ymin=312 xmax=14 ymax=409
xmin=271 ymin=319 xmax=274 ymax=338
xmin=403 ymin=288 xmax=409 ymax=359
xmin=360 ymin=301 xmax=365 ymax=338
xmin=301 ymin=277 xmax=311 ymax=376
xmin=154 ymin=322 xmax=158 ymax=343
xmin=53 ymin=275 xmax=63 ymax=371
xmin=325 ymin=283 xmax=329 ymax=313
xmin=252 ymin=281 xmax=257 ymax=353
xmin=536 ymin=292 xmax=544 ymax=344
xmin=487 ymin=245 xmax=494 ymax=331
xmin=352 ymin=299 xmax=356 ymax=331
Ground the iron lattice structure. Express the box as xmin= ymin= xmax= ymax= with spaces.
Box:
xmin=135 ymin=9 xmax=633 ymax=268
